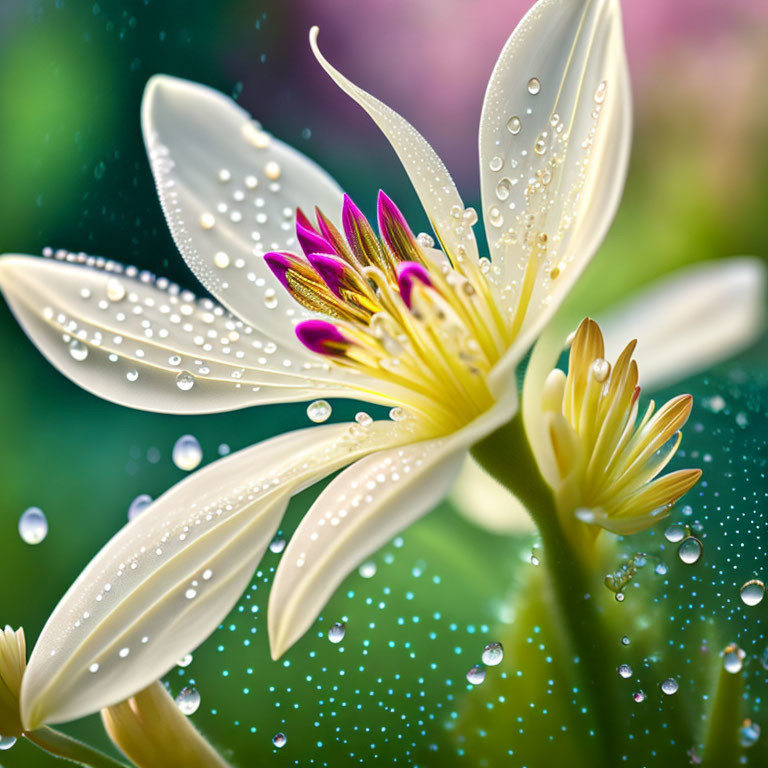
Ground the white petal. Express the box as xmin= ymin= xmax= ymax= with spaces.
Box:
xmin=451 ymin=456 xmax=534 ymax=534
xmin=268 ymin=388 xmax=519 ymax=658
xmin=481 ymin=0 xmax=631 ymax=360
xmin=0 ymin=254 xmax=356 ymax=414
xmin=599 ymin=258 xmax=767 ymax=390
xmin=21 ymin=420 xmax=415 ymax=728
xmin=309 ymin=29 xmax=481 ymax=271
xmin=142 ymin=74 xmax=343 ymax=349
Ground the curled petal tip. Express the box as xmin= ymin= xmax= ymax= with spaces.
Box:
xmin=262 ymin=251 xmax=296 ymax=290
xmin=397 ymin=261 xmax=431 ymax=308
xmin=307 ymin=253 xmax=346 ymax=296
xmin=295 ymin=319 xmax=348 ymax=356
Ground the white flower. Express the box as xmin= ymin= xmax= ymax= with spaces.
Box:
xmin=1 ymin=0 xmax=634 ymax=728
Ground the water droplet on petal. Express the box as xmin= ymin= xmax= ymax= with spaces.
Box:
xmin=660 ymin=678 xmax=679 ymax=695
xmin=19 ymin=507 xmax=48 ymax=544
xmin=106 ymin=278 xmax=126 ymax=302
xmin=416 ymin=232 xmax=435 ymax=249
xmin=355 ymin=412 xmax=373 ymax=427
xmin=527 ymin=77 xmax=541 ymax=95
xmin=359 ymin=561 xmax=377 ymax=578
xmin=173 ymin=435 xmax=203 ymax=471
xmin=0 ymin=736 xmax=17 ymax=750
xmin=200 ymin=213 xmax=215 ymax=230
xmin=466 ymin=665 xmax=486 ymax=685
xmin=214 ymin=251 xmax=230 ymax=269
xmin=175 ymin=371 xmax=195 ymax=391
xmin=128 ymin=494 xmax=152 ymax=521
xmin=618 ymin=664 xmax=632 ymax=679
xmin=175 ymin=685 xmax=201 ymax=715
xmin=389 ymin=407 xmax=407 ymax=422
xmin=590 ymin=358 xmax=610 ymax=382
xmin=633 ymin=690 xmax=646 ymax=703
xmin=264 ymin=161 xmax=281 ymax=180
xmin=126 ymin=369 xmax=139 ymax=382
xmin=489 ymin=156 xmax=503 ymax=172
xmin=481 ymin=642 xmax=504 ymax=666
xmin=68 ymin=339 xmax=88 ymax=361
xmin=307 ymin=400 xmax=332 ymax=423
xmin=678 ymin=536 xmax=703 ymax=564
xmin=177 ymin=653 xmax=193 ymax=668
xmin=272 ymin=732 xmax=287 ymax=748
xmin=740 ymin=579 xmax=765 ymax=606
xmin=507 ymin=116 xmax=522 ymax=134
xmin=328 ymin=622 xmax=346 ymax=644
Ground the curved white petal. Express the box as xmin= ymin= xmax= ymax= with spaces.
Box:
xmin=0 ymin=254 xmax=360 ymax=414
xmin=599 ymin=258 xmax=767 ymax=390
xmin=268 ymin=384 xmax=519 ymax=658
xmin=309 ymin=29 xmax=481 ymax=273
xmin=482 ymin=0 xmax=631 ymax=363
xmin=451 ymin=456 xmax=535 ymax=534
xmin=21 ymin=420 xmax=417 ymax=728
xmin=142 ymin=74 xmax=343 ymax=350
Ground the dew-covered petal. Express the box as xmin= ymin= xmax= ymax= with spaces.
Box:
xmin=0 ymin=254 xmax=361 ymax=413
xmin=268 ymin=387 xmax=518 ymax=659
xmin=599 ymin=258 xmax=767 ymax=390
xmin=309 ymin=29 xmax=481 ymax=274
xmin=481 ymin=0 xmax=631 ymax=361
xmin=20 ymin=421 xmax=415 ymax=728
xmin=141 ymin=74 xmax=344 ymax=349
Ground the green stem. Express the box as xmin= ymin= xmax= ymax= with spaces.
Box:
xmin=24 ymin=726 xmax=131 ymax=768
xmin=471 ymin=413 xmax=620 ymax=768
xmin=701 ymin=661 xmax=745 ymax=768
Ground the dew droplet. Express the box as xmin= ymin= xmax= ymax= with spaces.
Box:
xmin=621 ymin=635 xmax=631 ymax=646
xmin=307 ymin=400 xmax=332 ymax=423
xmin=269 ymin=537 xmax=286 ymax=554
xmin=481 ymin=642 xmax=504 ymax=666
xmin=660 ymin=678 xmax=678 ymax=695
xmin=359 ymin=561 xmax=377 ymax=578
xmin=527 ymin=77 xmax=541 ymax=95
xmin=664 ymin=523 xmax=686 ymax=543
xmin=723 ymin=643 xmax=745 ymax=674
xmin=489 ymin=156 xmax=504 ymax=172
xmin=488 ymin=206 xmax=503 ymax=228
xmin=173 ymin=435 xmax=203 ymax=471
xmin=740 ymin=579 xmax=765 ymax=606
xmin=632 ymin=690 xmax=646 ymax=703
xmin=175 ymin=371 xmax=195 ymax=391
xmin=462 ymin=207 xmax=478 ymax=226
xmin=126 ymin=369 xmax=139 ymax=382
xmin=264 ymin=161 xmax=281 ymax=180
xmin=214 ymin=251 xmax=230 ymax=269
xmin=18 ymin=507 xmax=48 ymax=545
xmin=590 ymin=358 xmax=610 ymax=382
xmin=466 ymin=664 xmax=486 ymax=685
xmin=175 ymin=685 xmax=201 ymax=715
xmin=177 ymin=653 xmax=193 ymax=668
xmin=328 ymin=622 xmax=346 ymax=644
xmin=617 ymin=664 xmax=632 ymax=679
xmin=272 ymin=732 xmax=287 ymax=748
xmin=185 ymin=588 xmax=197 ymax=600
xmin=389 ymin=407 xmax=407 ymax=422
xmin=416 ymin=232 xmax=435 ymax=249
xmin=128 ymin=493 xmax=153 ymax=521
xmin=495 ymin=178 xmax=512 ymax=201
xmin=507 ymin=116 xmax=522 ymax=134
xmin=678 ymin=536 xmax=703 ymax=564
xmin=594 ymin=80 xmax=608 ymax=104
xmin=534 ymin=135 xmax=547 ymax=155
xmin=68 ymin=339 xmax=88 ymax=362
xmin=200 ymin=213 xmax=215 ymax=230
xmin=355 ymin=412 xmax=373 ymax=427
xmin=106 ymin=277 xmax=126 ymax=301
xmin=739 ymin=719 xmax=761 ymax=748
xmin=0 ymin=736 xmax=17 ymax=750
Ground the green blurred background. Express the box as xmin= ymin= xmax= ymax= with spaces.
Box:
xmin=1 ymin=0 xmax=767 ymax=765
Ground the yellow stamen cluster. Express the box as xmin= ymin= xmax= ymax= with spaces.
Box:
xmin=541 ymin=318 xmax=701 ymax=536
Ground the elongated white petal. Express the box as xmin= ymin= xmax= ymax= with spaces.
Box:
xmin=268 ymin=387 xmax=519 ymax=658
xmin=309 ymin=29 xmax=481 ymax=272
xmin=451 ymin=456 xmax=535 ymax=534
xmin=21 ymin=420 xmax=417 ymax=728
xmin=482 ymin=0 xmax=631 ymax=363
xmin=0 ymin=254 xmax=358 ymax=413
xmin=142 ymin=75 xmax=343 ymax=350
xmin=599 ymin=258 xmax=767 ymax=390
